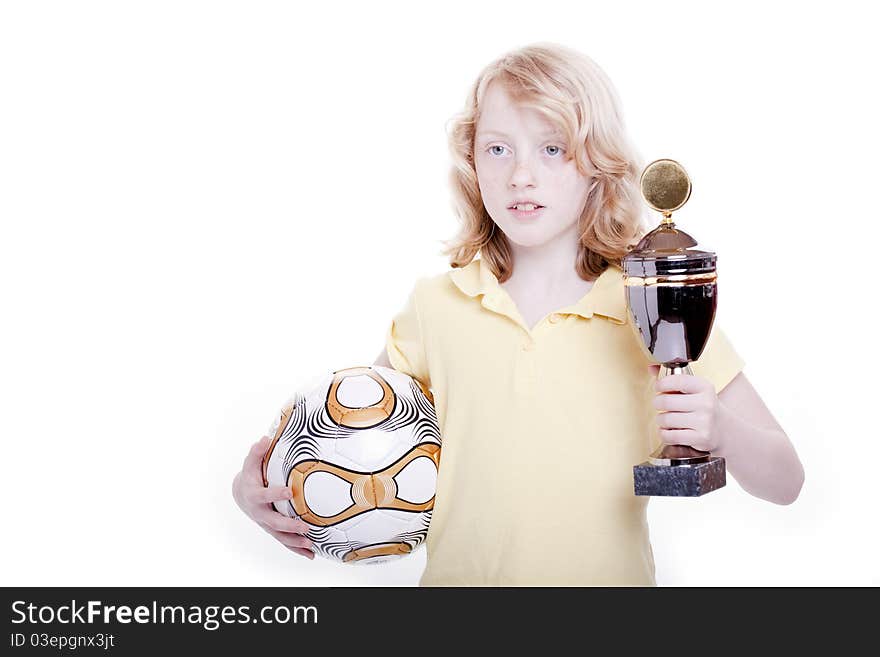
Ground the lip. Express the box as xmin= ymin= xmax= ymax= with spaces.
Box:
xmin=508 ymin=205 xmax=545 ymax=219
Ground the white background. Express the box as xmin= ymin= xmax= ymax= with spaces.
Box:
xmin=2 ymin=1 xmax=877 ymax=587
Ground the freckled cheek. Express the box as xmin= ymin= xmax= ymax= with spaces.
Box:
xmin=556 ymin=165 xmax=586 ymax=186
xmin=558 ymin=173 xmax=591 ymax=206
xmin=475 ymin=167 xmax=508 ymax=200
xmin=476 ymin=155 xmax=505 ymax=175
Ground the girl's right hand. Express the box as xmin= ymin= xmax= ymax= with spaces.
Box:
xmin=232 ymin=435 xmax=315 ymax=560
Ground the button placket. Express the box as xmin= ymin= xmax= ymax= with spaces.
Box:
xmin=515 ymin=329 xmax=538 ymax=396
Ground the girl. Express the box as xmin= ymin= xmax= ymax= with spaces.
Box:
xmin=233 ymin=42 xmax=804 ymax=586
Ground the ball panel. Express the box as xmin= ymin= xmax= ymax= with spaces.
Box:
xmin=335 ymin=374 xmax=385 ymax=408
xmin=334 ymin=428 xmax=402 ymax=472
xmin=326 ymin=367 xmax=396 ymax=429
xmin=302 ymin=470 xmax=354 ymax=519
xmin=393 ymin=455 xmax=438 ymax=505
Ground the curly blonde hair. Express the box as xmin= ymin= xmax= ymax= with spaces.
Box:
xmin=441 ymin=42 xmax=647 ymax=282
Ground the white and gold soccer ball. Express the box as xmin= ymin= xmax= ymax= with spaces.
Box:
xmin=261 ymin=365 xmax=441 ymax=564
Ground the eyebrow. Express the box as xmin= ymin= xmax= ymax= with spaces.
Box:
xmin=476 ymin=129 xmax=563 ymax=140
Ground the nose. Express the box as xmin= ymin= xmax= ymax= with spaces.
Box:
xmin=508 ymin=158 xmax=536 ymax=188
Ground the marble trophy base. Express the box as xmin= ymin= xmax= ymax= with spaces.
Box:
xmin=633 ymin=456 xmax=726 ymax=497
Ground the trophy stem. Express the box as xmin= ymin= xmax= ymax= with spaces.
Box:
xmin=632 ymin=358 xmax=726 ymax=495
xmin=648 ymin=363 xmax=711 ymax=466
xmin=661 ymin=363 xmax=692 ymax=377
xmin=648 ymin=444 xmax=711 ymax=467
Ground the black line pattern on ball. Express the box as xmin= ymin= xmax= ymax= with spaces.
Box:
xmin=308 ymin=377 xmax=438 ymax=438
xmin=302 ymin=525 xmax=319 ymax=539
xmin=304 ymin=515 xmax=431 ymax=562
xmin=412 ymin=418 xmax=441 ymax=445
xmin=277 ymin=394 xmax=307 ymax=446
xmin=390 ymin=510 xmax=433 ymax=548
xmin=375 ymin=391 xmax=420 ymax=432
xmin=284 ymin=437 xmax=319 ymax=474
xmin=281 ymin=406 xmax=333 ymax=482
xmin=303 ymin=526 xmax=339 ymax=561
xmin=277 ymin=395 xmax=320 ymax=471
xmin=410 ymin=380 xmax=438 ymax=422
xmin=308 ymin=404 xmax=356 ymax=439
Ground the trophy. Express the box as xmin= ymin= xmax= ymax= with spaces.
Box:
xmin=624 ymin=159 xmax=725 ymax=497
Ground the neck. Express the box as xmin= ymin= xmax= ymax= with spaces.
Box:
xmin=503 ymin=223 xmax=586 ymax=292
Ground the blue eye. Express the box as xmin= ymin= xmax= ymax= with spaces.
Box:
xmin=485 ymin=144 xmax=565 ymax=157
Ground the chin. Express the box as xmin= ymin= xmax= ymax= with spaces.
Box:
xmin=508 ymin=237 xmax=549 ymax=248
xmin=501 ymin=228 xmax=558 ymax=249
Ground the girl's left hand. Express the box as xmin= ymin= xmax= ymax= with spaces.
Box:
xmin=648 ymin=365 xmax=723 ymax=453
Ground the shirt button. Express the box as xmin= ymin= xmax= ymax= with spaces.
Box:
xmin=522 ymin=341 xmax=534 ymax=351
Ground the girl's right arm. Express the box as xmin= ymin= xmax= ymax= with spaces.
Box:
xmin=232 ymin=436 xmax=315 ymax=560
xmin=373 ymin=347 xmax=392 ymax=368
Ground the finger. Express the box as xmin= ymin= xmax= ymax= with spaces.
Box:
xmin=658 ymin=428 xmax=699 ymax=445
xmin=247 ymin=485 xmax=293 ymax=505
xmin=242 ymin=436 xmax=272 ymax=478
xmin=653 ymin=393 xmax=699 ymax=413
xmin=656 ymin=411 xmax=697 ymax=430
xmin=287 ymin=546 xmax=316 ymax=560
xmin=254 ymin=508 xmax=312 ymax=534
xmin=265 ymin=527 xmax=314 ymax=550
xmin=231 ymin=473 xmax=242 ymax=505
xmin=655 ymin=374 xmax=708 ymax=394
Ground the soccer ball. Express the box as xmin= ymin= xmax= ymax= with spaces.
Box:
xmin=261 ymin=365 xmax=441 ymax=564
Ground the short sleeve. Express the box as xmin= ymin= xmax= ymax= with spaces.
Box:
xmin=385 ymin=279 xmax=432 ymax=390
xmin=689 ymin=325 xmax=745 ymax=393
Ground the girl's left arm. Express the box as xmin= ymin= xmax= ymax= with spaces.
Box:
xmin=652 ymin=370 xmax=805 ymax=505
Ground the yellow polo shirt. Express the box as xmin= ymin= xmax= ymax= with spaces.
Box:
xmin=385 ymin=258 xmax=744 ymax=586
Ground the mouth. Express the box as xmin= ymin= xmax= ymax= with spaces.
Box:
xmin=508 ymin=203 xmax=545 ymax=218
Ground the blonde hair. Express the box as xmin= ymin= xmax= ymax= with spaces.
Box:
xmin=441 ymin=42 xmax=646 ymax=282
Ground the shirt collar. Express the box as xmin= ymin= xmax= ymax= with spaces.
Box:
xmin=448 ymin=258 xmax=627 ymax=325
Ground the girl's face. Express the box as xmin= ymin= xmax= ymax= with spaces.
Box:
xmin=474 ymin=80 xmax=591 ymax=250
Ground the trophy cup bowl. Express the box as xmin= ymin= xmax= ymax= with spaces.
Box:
xmin=624 ymin=159 xmax=726 ymax=497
